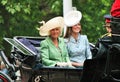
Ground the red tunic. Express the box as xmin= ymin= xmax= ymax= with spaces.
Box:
xmin=111 ymin=0 xmax=120 ymax=17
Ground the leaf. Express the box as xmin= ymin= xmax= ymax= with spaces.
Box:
xmin=10 ymin=8 xmax=16 ymax=14
xmin=1 ymin=0 xmax=8 ymax=5
xmin=15 ymin=4 xmax=21 ymax=12
xmin=23 ymin=7 xmax=31 ymax=14
xmin=6 ymin=6 xmax=16 ymax=14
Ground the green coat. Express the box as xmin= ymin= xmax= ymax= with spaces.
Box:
xmin=40 ymin=37 xmax=70 ymax=66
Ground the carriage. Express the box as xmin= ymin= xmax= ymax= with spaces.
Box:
xmin=0 ymin=35 xmax=120 ymax=82
xmin=0 ymin=36 xmax=83 ymax=82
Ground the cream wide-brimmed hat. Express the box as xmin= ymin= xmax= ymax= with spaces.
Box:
xmin=64 ymin=10 xmax=82 ymax=27
xmin=37 ymin=16 xmax=64 ymax=36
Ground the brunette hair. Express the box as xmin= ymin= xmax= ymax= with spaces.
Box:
xmin=64 ymin=26 xmax=82 ymax=38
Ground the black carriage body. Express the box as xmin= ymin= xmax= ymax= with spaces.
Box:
xmin=21 ymin=66 xmax=82 ymax=82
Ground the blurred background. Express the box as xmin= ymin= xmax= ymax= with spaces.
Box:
xmin=0 ymin=0 xmax=113 ymax=56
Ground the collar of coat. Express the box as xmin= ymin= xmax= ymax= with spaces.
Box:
xmin=69 ymin=33 xmax=81 ymax=43
xmin=45 ymin=37 xmax=63 ymax=45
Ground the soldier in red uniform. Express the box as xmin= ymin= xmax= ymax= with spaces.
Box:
xmin=101 ymin=14 xmax=112 ymax=38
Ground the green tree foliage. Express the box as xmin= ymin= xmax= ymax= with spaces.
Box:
xmin=73 ymin=0 xmax=113 ymax=42
xmin=0 ymin=0 xmax=63 ymax=55
xmin=0 ymin=0 xmax=113 ymax=55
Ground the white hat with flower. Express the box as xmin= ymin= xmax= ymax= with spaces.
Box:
xmin=37 ymin=16 xmax=64 ymax=36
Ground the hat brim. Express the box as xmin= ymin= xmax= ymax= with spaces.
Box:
xmin=64 ymin=10 xmax=82 ymax=27
xmin=38 ymin=17 xmax=64 ymax=36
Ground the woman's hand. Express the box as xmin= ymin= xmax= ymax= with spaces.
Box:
xmin=55 ymin=62 xmax=75 ymax=68
xmin=71 ymin=62 xmax=83 ymax=67
xmin=56 ymin=62 xmax=68 ymax=67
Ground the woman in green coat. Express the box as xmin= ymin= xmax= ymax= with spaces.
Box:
xmin=38 ymin=17 xmax=71 ymax=67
